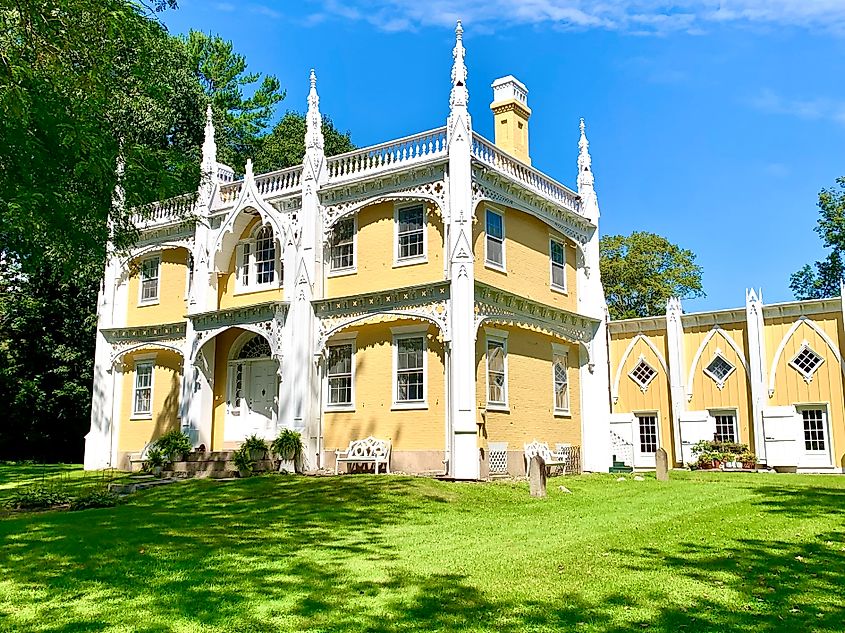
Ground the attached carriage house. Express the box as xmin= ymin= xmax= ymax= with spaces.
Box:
xmin=84 ymin=23 xmax=845 ymax=476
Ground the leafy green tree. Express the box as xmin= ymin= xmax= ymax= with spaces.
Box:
xmin=600 ymin=231 xmax=705 ymax=319
xmin=790 ymin=177 xmax=845 ymax=300
xmin=181 ymin=30 xmax=285 ymax=171
xmin=254 ymin=111 xmax=355 ymax=173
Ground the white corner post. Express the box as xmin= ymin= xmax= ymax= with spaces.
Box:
xmin=665 ymin=297 xmax=686 ymax=462
xmin=575 ymin=120 xmax=611 ymax=472
xmin=182 ymin=104 xmax=219 ymax=449
xmin=745 ymin=288 xmax=768 ymax=462
xmin=446 ymin=21 xmax=479 ymax=480
xmin=288 ymin=70 xmax=327 ymax=469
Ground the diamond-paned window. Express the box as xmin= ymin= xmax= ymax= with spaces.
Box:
xmin=703 ymin=353 xmax=735 ymax=389
xmin=790 ymin=344 xmax=824 ymax=383
xmin=629 ymin=359 xmax=657 ymax=392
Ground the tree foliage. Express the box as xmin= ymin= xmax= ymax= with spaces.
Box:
xmin=254 ymin=112 xmax=355 ymax=173
xmin=790 ymin=177 xmax=845 ymax=300
xmin=600 ymin=231 xmax=705 ymax=320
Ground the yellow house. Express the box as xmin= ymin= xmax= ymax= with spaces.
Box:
xmin=84 ymin=22 xmax=610 ymax=478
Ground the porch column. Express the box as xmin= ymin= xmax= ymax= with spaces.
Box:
xmin=666 ymin=297 xmax=687 ymax=461
xmin=745 ymin=288 xmax=768 ymax=462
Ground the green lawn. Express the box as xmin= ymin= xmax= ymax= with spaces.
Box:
xmin=0 ymin=466 xmax=842 ymax=632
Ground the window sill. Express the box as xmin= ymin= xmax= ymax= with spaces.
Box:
xmin=393 ymin=257 xmax=428 ymax=269
xmin=554 ymin=410 xmax=572 ymax=418
xmin=485 ymin=262 xmax=507 ymax=274
xmin=325 ymin=405 xmax=356 ymax=413
xmin=486 ymin=404 xmax=509 ymax=413
xmin=391 ymin=401 xmax=428 ymax=411
xmin=551 ymin=285 xmax=568 ymax=296
xmin=130 ymin=414 xmax=153 ymax=421
xmin=327 ymin=267 xmax=357 ymax=278
xmin=137 ymin=300 xmax=160 ymax=308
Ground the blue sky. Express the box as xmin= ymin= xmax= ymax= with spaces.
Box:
xmin=162 ymin=1 xmax=845 ymax=312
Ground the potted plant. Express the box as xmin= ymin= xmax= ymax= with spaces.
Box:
xmin=153 ymin=430 xmax=193 ymax=463
xmin=242 ymin=435 xmax=269 ymax=462
xmin=739 ymin=450 xmax=757 ymax=470
xmin=271 ymin=429 xmax=304 ymax=473
xmin=232 ymin=447 xmax=255 ymax=478
xmin=144 ymin=447 xmax=166 ymax=477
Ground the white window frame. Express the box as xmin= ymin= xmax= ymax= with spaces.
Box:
xmin=552 ymin=342 xmax=570 ymax=416
xmin=394 ymin=203 xmax=427 ymax=267
xmin=789 ymin=341 xmax=825 ymax=384
xmin=327 ymin=214 xmax=357 ymax=277
xmin=709 ymin=408 xmax=739 ymax=443
xmin=629 ymin=355 xmax=658 ymax=393
xmin=795 ymin=403 xmax=831 ymax=459
xmin=391 ymin=325 xmax=428 ymax=409
xmin=484 ymin=208 xmax=506 ymax=272
xmin=131 ymin=355 xmax=156 ymax=419
xmin=184 ymin=252 xmax=194 ymax=300
xmin=549 ymin=236 xmax=567 ymax=294
xmin=702 ymin=350 xmax=736 ymax=391
xmin=137 ymin=255 xmax=161 ymax=306
xmin=485 ymin=327 xmax=509 ymax=411
xmin=235 ymin=224 xmax=282 ymax=294
xmin=325 ymin=334 xmax=356 ymax=412
xmin=635 ymin=412 xmax=660 ymax=455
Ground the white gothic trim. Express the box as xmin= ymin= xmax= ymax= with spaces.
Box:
xmin=768 ymin=317 xmax=845 ymax=396
xmin=317 ymin=310 xmax=447 ymax=355
xmin=111 ymin=341 xmax=184 ymax=366
xmin=611 ymin=334 xmax=668 ymax=404
xmin=685 ymin=327 xmax=748 ymax=401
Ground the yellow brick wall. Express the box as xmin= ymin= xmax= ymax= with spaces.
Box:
xmin=475 ymin=325 xmax=581 ymax=449
xmin=326 ymin=201 xmax=444 ymax=297
xmin=218 ymin=218 xmax=284 ymax=309
xmin=117 ymin=349 xmax=182 ymax=453
xmin=684 ymin=324 xmax=754 ymax=447
xmin=472 ymin=204 xmax=577 ymax=311
xmin=322 ymin=319 xmax=446 ymax=452
xmin=609 ymin=329 xmax=674 ymax=456
xmin=765 ymin=313 xmax=845 ymax=469
xmin=125 ymin=248 xmax=189 ymax=326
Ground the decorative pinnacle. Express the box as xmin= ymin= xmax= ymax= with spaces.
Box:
xmin=456 ymin=19 xmax=463 ymax=40
xmin=450 ymin=20 xmax=468 ymax=109
xmin=310 ymin=68 xmax=317 ymax=91
xmin=202 ymin=103 xmax=217 ymax=175
xmin=577 ymin=118 xmax=594 ymax=192
xmin=306 ymin=68 xmax=324 ymax=152
xmin=579 ymin=117 xmax=585 ymax=135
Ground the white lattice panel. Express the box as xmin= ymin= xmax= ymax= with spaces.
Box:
xmin=488 ymin=442 xmax=508 ymax=474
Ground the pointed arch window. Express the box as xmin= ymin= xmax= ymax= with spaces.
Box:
xmin=235 ymin=224 xmax=281 ymax=292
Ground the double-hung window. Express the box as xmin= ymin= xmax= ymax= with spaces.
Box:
xmin=550 ymin=238 xmax=566 ymax=292
xmin=485 ymin=209 xmax=505 ymax=269
xmin=713 ymin=411 xmax=737 ymax=443
xmin=327 ymin=342 xmax=354 ymax=408
xmin=394 ymin=330 xmax=426 ymax=406
xmin=552 ymin=346 xmax=569 ymax=414
xmin=397 ymin=205 xmax=425 ymax=262
xmin=133 ymin=361 xmax=154 ymax=418
xmin=236 ymin=224 xmax=280 ymax=291
xmin=329 ymin=216 xmax=355 ymax=273
xmin=486 ymin=332 xmax=508 ymax=409
xmin=139 ymin=256 xmax=160 ymax=304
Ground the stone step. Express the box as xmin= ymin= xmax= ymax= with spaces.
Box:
xmin=182 ymin=451 xmax=235 ymax=462
xmin=109 ymin=477 xmax=179 ymax=494
xmin=171 ymin=459 xmax=275 ymax=472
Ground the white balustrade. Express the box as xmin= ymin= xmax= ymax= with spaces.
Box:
xmin=132 ymin=193 xmax=196 ymax=227
xmin=219 ymin=181 xmax=243 ymax=204
xmin=327 ymin=127 xmax=447 ymax=182
xmin=471 ymin=133 xmax=582 ymax=214
xmin=255 ymin=165 xmax=302 ymax=196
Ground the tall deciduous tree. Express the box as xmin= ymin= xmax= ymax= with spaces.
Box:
xmin=790 ymin=177 xmax=845 ymax=300
xmin=181 ymin=30 xmax=285 ymax=171
xmin=254 ymin=112 xmax=354 ymax=173
xmin=600 ymin=232 xmax=705 ymax=320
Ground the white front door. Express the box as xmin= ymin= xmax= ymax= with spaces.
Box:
xmin=634 ymin=413 xmax=659 ymax=468
xmin=797 ymin=406 xmax=832 ymax=468
xmin=247 ymin=360 xmax=277 ymax=437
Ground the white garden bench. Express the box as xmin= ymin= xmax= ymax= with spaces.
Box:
xmin=128 ymin=442 xmax=154 ymax=471
xmin=524 ymin=440 xmax=569 ymax=475
xmin=335 ymin=436 xmax=391 ymax=474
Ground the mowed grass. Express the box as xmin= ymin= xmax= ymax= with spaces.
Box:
xmin=0 ymin=467 xmax=843 ymax=632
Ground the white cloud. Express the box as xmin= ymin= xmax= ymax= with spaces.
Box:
xmin=308 ymin=0 xmax=845 ymax=35
xmin=749 ymin=89 xmax=845 ymax=127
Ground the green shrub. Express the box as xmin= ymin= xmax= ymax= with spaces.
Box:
xmin=153 ymin=430 xmax=193 ymax=461
xmin=232 ymin=447 xmax=255 ymax=476
xmin=144 ymin=447 xmax=166 ymax=472
xmin=271 ymin=429 xmax=303 ymax=461
xmin=242 ymin=434 xmax=269 ymax=457
xmin=5 ymin=487 xmax=71 ymax=510
xmin=70 ymin=489 xmax=119 ymax=511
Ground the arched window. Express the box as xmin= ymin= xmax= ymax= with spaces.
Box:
xmin=237 ymin=335 xmax=272 ymax=360
xmin=236 ymin=223 xmax=281 ymax=291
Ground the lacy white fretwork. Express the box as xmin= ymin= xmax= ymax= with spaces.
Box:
xmin=190 ymin=302 xmax=287 ymax=362
xmin=472 ymin=169 xmax=592 ymax=246
xmin=321 ymin=168 xmax=447 ymax=229
xmin=314 ymin=282 xmax=450 ymax=351
xmin=103 ymin=322 xmax=188 ymax=365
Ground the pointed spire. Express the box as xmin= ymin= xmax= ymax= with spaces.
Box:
xmin=306 ymin=69 xmax=324 ymax=152
xmin=244 ymin=157 xmax=253 ymax=180
xmin=450 ymin=20 xmax=468 ymax=110
xmin=202 ymin=103 xmax=217 ymax=178
xmin=577 ymin=118 xmax=594 ymax=193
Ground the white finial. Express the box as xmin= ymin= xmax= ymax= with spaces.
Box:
xmin=245 ymin=157 xmax=253 ymax=180
xmin=306 ymin=69 xmax=324 ymax=151
xmin=577 ymin=118 xmax=594 ymax=193
xmin=202 ymin=103 xmax=217 ymax=176
xmin=450 ymin=20 xmax=468 ymax=110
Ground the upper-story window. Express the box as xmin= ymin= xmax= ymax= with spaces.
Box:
xmin=485 ymin=209 xmax=505 ymax=270
xmin=139 ymin=256 xmax=160 ymax=305
xmin=329 ymin=216 xmax=356 ymax=273
xmin=236 ymin=224 xmax=280 ymax=292
xmin=396 ymin=204 xmax=425 ymax=264
xmin=550 ymin=238 xmax=566 ymax=292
